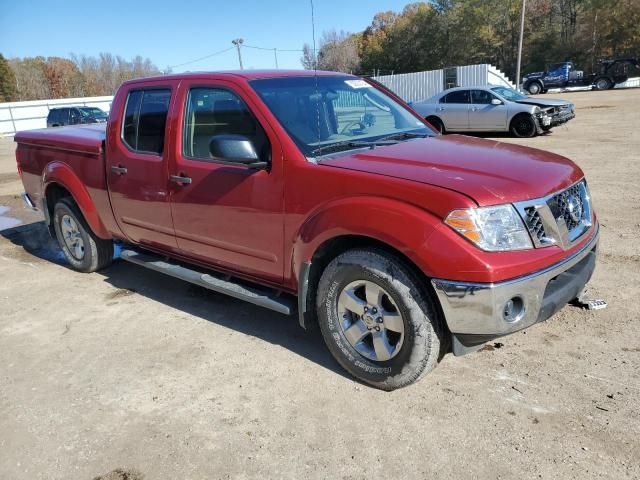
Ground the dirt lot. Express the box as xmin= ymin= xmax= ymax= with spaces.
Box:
xmin=1 ymin=89 xmax=639 ymax=480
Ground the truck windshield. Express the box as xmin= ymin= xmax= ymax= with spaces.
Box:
xmin=249 ymin=76 xmax=431 ymax=157
xmin=491 ymin=86 xmax=529 ymax=101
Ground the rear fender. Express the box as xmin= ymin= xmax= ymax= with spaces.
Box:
xmin=43 ymin=162 xmax=111 ymax=239
xmin=292 ymin=196 xmax=443 ymax=285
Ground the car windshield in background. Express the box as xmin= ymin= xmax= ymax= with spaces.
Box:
xmin=491 ymin=86 xmax=529 ymax=101
xmin=250 ymin=76 xmax=431 ymax=157
xmin=79 ymin=107 xmax=107 ymax=118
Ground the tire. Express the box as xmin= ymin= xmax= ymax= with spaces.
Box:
xmin=53 ymin=197 xmax=113 ymax=273
xmin=426 ymin=116 xmax=445 ymax=134
xmin=316 ymin=249 xmax=443 ymax=391
xmin=510 ymin=114 xmax=538 ymax=138
xmin=526 ymin=82 xmax=542 ymax=95
xmin=594 ymin=77 xmax=612 ymax=91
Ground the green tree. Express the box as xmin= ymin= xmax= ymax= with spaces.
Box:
xmin=0 ymin=54 xmax=18 ymax=102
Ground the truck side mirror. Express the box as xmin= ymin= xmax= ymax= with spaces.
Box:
xmin=209 ymin=134 xmax=267 ymax=169
xmin=491 ymin=98 xmax=503 ymax=105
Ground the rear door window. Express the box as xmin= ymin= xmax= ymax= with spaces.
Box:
xmin=442 ymin=90 xmax=470 ymax=104
xmin=121 ymin=88 xmax=171 ymax=155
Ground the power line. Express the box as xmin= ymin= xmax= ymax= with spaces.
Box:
xmin=167 ymin=46 xmax=235 ymax=70
xmin=167 ymin=43 xmax=305 ymax=71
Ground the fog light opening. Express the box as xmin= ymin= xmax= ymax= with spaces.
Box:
xmin=503 ymin=296 xmax=525 ymax=323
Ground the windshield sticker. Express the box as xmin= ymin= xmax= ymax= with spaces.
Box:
xmin=345 ymin=79 xmax=371 ymax=89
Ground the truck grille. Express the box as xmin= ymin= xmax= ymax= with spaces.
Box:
xmin=524 ymin=207 xmax=546 ymax=242
xmin=515 ymin=180 xmax=592 ymax=249
xmin=547 ymin=182 xmax=585 ymax=232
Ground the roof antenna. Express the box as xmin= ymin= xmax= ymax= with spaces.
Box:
xmin=310 ymin=0 xmax=321 ymax=154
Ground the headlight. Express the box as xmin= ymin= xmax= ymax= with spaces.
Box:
xmin=445 ymin=205 xmax=533 ymax=251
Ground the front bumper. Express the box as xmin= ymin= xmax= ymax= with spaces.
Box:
xmin=550 ymin=111 xmax=576 ymax=127
xmin=431 ymin=225 xmax=599 ymax=355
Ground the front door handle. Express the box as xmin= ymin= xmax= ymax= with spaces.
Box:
xmin=170 ymin=174 xmax=192 ymax=185
xmin=111 ymin=165 xmax=128 ymax=175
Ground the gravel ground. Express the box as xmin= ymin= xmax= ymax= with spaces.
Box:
xmin=0 ymin=88 xmax=639 ymax=480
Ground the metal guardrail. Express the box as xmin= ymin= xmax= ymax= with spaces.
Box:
xmin=0 ymin=96 xmax=113 ymax=136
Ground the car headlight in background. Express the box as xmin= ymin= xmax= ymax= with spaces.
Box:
xmin=445 ymin=205 xmax=533 ymax=251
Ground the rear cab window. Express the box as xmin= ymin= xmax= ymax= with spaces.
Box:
xmin=122 ymin=88 xmax=172 ymax=155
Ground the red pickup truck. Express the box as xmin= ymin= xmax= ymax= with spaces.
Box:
xmin=15 ymin=70 xmax=598 ymax=390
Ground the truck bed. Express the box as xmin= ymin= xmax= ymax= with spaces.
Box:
xmin=15 ymin=124 xmax=106 ymax=155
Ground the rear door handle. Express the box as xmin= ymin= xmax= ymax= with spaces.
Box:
xmin=170 ymin=174 xmax=192 ymax=185
xmin=111 ymin=165 xmax=128 ymax=175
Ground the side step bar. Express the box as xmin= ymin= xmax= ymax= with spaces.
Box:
xmin=119 ymin=249 xmax=295 ymax=315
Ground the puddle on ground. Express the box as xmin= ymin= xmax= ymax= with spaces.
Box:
xmin=0 ymin=206 xmax=21 ymax=231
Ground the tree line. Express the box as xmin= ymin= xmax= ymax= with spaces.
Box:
xmin=0 ymin=53 xmax=162 ymax=102
xmin=301 ymin=0 xmax=640 ymax=80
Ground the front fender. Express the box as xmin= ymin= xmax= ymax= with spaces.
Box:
xmin=292 ymin=196 xmax=443 ymax=284
xmin=43 ymin=162 xmax=111 ymax=239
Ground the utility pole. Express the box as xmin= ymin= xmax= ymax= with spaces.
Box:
xmin=515 ymin=0 xmax=526 ymax=91
xmin=273 ymin=48 xmax=279 ymax=69
xmin=232 ymin=38 xmax=244 ymax=70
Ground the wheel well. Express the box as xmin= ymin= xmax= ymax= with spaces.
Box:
xmin=44 ymin=183 xmax=72 ymax=231
xmin=510 ymin=112 xmax=533 ymax=126
xmin=303 ymin=235 xmax=443 ymax=331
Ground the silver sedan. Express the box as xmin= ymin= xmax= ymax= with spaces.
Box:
xmin=410 ymin=85 xmax=575 ymax=137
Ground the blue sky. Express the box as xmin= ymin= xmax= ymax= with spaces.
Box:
xmin=0 ymin=0 xmax=411 ymax=72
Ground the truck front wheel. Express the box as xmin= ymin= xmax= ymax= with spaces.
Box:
xmin=526 ymin=81 xmax=542 ymax=95
xmin=53 ymin=197 xmax=113 ymax=273
xmin=316 ymin=249 xmax=443 ymax=390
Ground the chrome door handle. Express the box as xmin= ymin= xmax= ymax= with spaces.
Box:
xmin=170 ymin=174 xmax=192 ymax=185
xmin=437 ymin=107 xmax=445 ymax=111
xmin=111 ymin=165 xmax=128 ymax=175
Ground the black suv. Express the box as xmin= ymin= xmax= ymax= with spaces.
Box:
xmin=47 ymin=107 xmax=108 ymax=127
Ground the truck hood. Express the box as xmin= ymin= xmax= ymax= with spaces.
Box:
xmin=319 ymin=135 xmax=583 ymax=206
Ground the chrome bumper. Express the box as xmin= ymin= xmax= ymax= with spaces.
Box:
xmin=21 ymin=192 xmax=37 ymax=210
xmin=432 ymin=226 xmax=599 ymax=348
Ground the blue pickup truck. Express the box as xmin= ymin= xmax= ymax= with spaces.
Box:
xmin=523 ymin=58 xmax=639 ymax=94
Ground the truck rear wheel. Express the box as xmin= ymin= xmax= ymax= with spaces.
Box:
xmin=53 ymin=197 xmax=113 ymax=273
xmin=316 ymin=248 xmax=443 ymax=390
xmin=594 ymin=77 xmax=613 ymax=90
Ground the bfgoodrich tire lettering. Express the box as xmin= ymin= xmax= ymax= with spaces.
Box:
xmin=316 ymin=249 xmax=443 ymax=390
xmin=53 ymin=197 xmax=113 ymax=273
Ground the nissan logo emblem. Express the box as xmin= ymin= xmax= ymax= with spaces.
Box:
xmin=566 ymin=194 xmax=583 ymax=223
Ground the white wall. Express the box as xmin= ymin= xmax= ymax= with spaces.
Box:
xmin=0 ymin=96 xmax=113 ymax=136
xmin=374 ymin=64 xmax=516 ymax=102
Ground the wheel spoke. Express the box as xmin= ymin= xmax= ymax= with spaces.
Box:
xmin=364 ymin=281 xmax=383 ymax=306
xmin=382 ymin=311 xmax=403 ymax=333
xmin=343 ymin=320 xmax=369 ymax=345
xmin=338 ymin=289 xmax=366 ymax=316
xmin=372 ymin=331 xmax=393 ymax=361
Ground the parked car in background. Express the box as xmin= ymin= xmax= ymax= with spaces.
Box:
xmin=523 ymin=58 xmax=640 ymax=94
xmin=47 ymin=106 xmax=108 ymax=127
xmin=411 ymin=85 xmax=575 ymax=137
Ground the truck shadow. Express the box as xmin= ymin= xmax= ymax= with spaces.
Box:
xmin=0 ymin=221 xmax=351 ymax=382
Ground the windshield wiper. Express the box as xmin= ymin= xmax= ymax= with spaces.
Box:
xmin=378 ymin=131 xmax=430 ymax=142
xmin=309 ymin=139 xmax=398 ymax=157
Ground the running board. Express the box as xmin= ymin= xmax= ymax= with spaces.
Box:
xmin=119 ymin=249 xmax=295 ymax=315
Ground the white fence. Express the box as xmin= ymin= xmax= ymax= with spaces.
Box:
xmin=374 ymin=64 xmax=516 ymax=102
xmin=0 ymin=96 xmax=113 ymax=136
